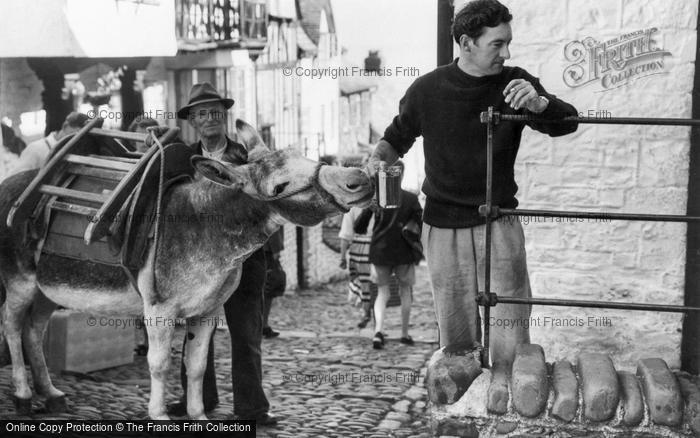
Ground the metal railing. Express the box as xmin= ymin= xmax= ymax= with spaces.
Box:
xmin=477 ymin=108 xmax=700 ymax=368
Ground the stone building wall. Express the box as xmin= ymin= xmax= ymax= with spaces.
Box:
xmin=481 ymin=0 xmax=699 ymax=369
xmin=0 ymin=58 xmax=44 ymax=179
xmin=279 ymin=221 xmax=347 ymax=292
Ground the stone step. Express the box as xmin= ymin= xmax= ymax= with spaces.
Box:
xmin=637 ymin=358 xmax=683 ymax=426
xmin=429 ymin=345 xmax=697 ymax=436
xmin=551 ymin=360 xmax=577 ymax=422
xmin=511 ymin=344 xmax=548 ymax=417
xmin=425 ymin=348 xmax=482 ymax=405
xmin=618 ymin=371 xmax=644 ymax=427
xmin=486 ymin=361 xmax=509 ymax=414
xmin=677 ymin=374 xmax=700 ymax=435
xmin=577 ymin=352 xmax=619 ymax=422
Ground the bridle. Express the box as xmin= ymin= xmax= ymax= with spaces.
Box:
xmin=253 ymin=161 xmax=350 ymax=212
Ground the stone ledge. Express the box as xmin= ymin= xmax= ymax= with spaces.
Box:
xmin=577 ymin=352 xmax=619 ymax=422
xmin=551 ymin=360 xmax=577 ymax=422
xmin=511 ymin=344 xmax=548 ymax=417
xmin=425 ymin=348 xmax=482 ymax=405
xmin=486 ymin=361 xmax=509 ymax=415
xmin=677 ymin=374 xmax=700 ymax=435
xmin=637 ymin=358 xmax=683 ymax=426
xmin=427 ymin=345 xmax=698 ymax=436
xmin=618 ymin=371 xmax=644 ymax=427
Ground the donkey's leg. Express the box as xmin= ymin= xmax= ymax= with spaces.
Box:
xmin=2 ymin=279 xmax=39 ymax=414
xmin=0 ymin=283 xmax=10 ymax=367
xmin=184 ymin=307 xmax=222 ymax=420
xmin=22 ymin=292 xmax=65 ymax=412
xmin=145 ymin=306 xmax=176 ymax=420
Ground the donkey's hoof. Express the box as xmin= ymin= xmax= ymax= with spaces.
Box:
xmin=45 ymin=395 xmax=67 ymax=413
xmin=11 ymin=395 xmax=32 ymax=415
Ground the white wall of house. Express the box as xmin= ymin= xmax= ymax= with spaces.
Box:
xmin=451 ymin=0 xmax=698 ymax=369
xmin=0 ymin=58 xmax=44 ymax=179
xmin=228 ymin=50 xmax=257 ymax=126
xmin=298 ymin=56 xmax=340 ymax=158
xmin=298 ymin=10 xmax=341 ymax=158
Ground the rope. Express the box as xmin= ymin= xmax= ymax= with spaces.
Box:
xmin=146 ymin=128 xmax=166 ymax=300
xmin=255 ymin=162 xmax=325 ymax=202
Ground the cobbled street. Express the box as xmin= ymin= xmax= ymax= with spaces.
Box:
xmin=0 ymin=265 xmax=438 ymax=438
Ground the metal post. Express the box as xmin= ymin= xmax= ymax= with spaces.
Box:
xmin=296 ymin=226 xmax=307 ymax=289
xmin=481 ymin=106 xmax=495 ymax=368
xmin=437 ymin=0 xmax=454 ymax=67
xmin=683 ymin=11 xmax=700 ymax=372
xmin=498 ymin=114 xmax=700 ymax=126
xmin=496 ymin=295 xmax=700 ymax=313
xmin=498 ymin=208 xmax=700 ymax=223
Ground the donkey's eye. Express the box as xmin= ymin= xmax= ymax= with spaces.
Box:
xmin=273 ymin=182 xmax=289 ymax=196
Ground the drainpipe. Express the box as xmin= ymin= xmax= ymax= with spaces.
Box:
xmin=437 ymin=0 xmax=454 ymax=67
xmin=681 ymin=3 xmax=700 ymax=374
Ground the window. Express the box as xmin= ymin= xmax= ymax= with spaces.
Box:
xmin=196 ymin=69 xmax=216 ymax=86
xmin=241 ymin=0 xmax=267 ymax=40
xmin=176 ymin=0 xmax=240 ymax=42
xmin=19 ymin=110 xmax=46 ymax=140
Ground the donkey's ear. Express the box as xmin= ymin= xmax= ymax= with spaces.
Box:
xmin=191 ymin=156 xmax=247 ymax=190
xmin=236 ymin=119 xmax=269 ymax=161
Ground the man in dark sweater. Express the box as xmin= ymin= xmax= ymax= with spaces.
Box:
xmin=369 ymin=0 xmax=578 ymax=366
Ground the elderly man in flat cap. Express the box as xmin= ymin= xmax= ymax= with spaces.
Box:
xmin=167 ymin=82 xmax=277 ymax=425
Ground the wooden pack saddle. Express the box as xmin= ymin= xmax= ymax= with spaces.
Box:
xmin=7 ymin=118 xmax=195 ymax=288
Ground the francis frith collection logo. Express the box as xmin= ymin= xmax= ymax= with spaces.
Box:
xmin=563 ymin=28 xmax=671 ymax=91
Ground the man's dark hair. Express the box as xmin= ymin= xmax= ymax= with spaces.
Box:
xmin=62 ymin=112 xmax=89 ymax=130
xmin=452 ymin=0 xmax=512 ymax=44
xmin=1 ymin=122 xmax=26 ymax=156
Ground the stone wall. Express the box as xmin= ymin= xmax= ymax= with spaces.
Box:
xmin=279 ymin=223 xmax=299 ymax=290
xmin=452 ymin=0 xmax=700 ymax=370
xmin=278 ymin=221 xmax=347 ymax=292
xmin=306 ymin=220 xmax=347 ymax=285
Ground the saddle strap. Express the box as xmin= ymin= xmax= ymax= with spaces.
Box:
xmin=123 ymin=173 xmax=194 ymax=296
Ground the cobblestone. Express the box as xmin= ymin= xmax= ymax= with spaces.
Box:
xmin=0 ymin=265 xmax=438 ymax=437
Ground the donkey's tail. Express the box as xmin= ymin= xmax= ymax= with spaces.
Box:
xmin=0 ymin=169 xmax=40 ymax=309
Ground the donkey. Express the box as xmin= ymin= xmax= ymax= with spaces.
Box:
xmin=0 ymin=120 xmax=373 ymax=420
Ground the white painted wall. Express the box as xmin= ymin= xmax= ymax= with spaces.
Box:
xmin=474 ymin=0 xmax=699 ymax=369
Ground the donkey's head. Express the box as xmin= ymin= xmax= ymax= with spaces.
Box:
xmin=191 ymin=120 xmax=373 ymax=226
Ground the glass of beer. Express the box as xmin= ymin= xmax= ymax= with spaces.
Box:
xmin=376 ymin=165 xmax=402 ymax=208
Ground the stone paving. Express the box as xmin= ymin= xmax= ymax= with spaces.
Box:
xmin=0 ymin=265 xmax=439 ymax=438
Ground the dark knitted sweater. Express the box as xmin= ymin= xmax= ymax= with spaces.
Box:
xmin=382 ymin=60 xmax=578 ymax=228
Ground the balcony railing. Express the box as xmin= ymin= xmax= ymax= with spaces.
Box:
xmin=176 ymin=0 xmax=267 ymax=45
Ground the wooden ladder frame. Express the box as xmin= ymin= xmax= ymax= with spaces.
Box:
xmin=7 ymin=118 xmax=181 ymax=245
